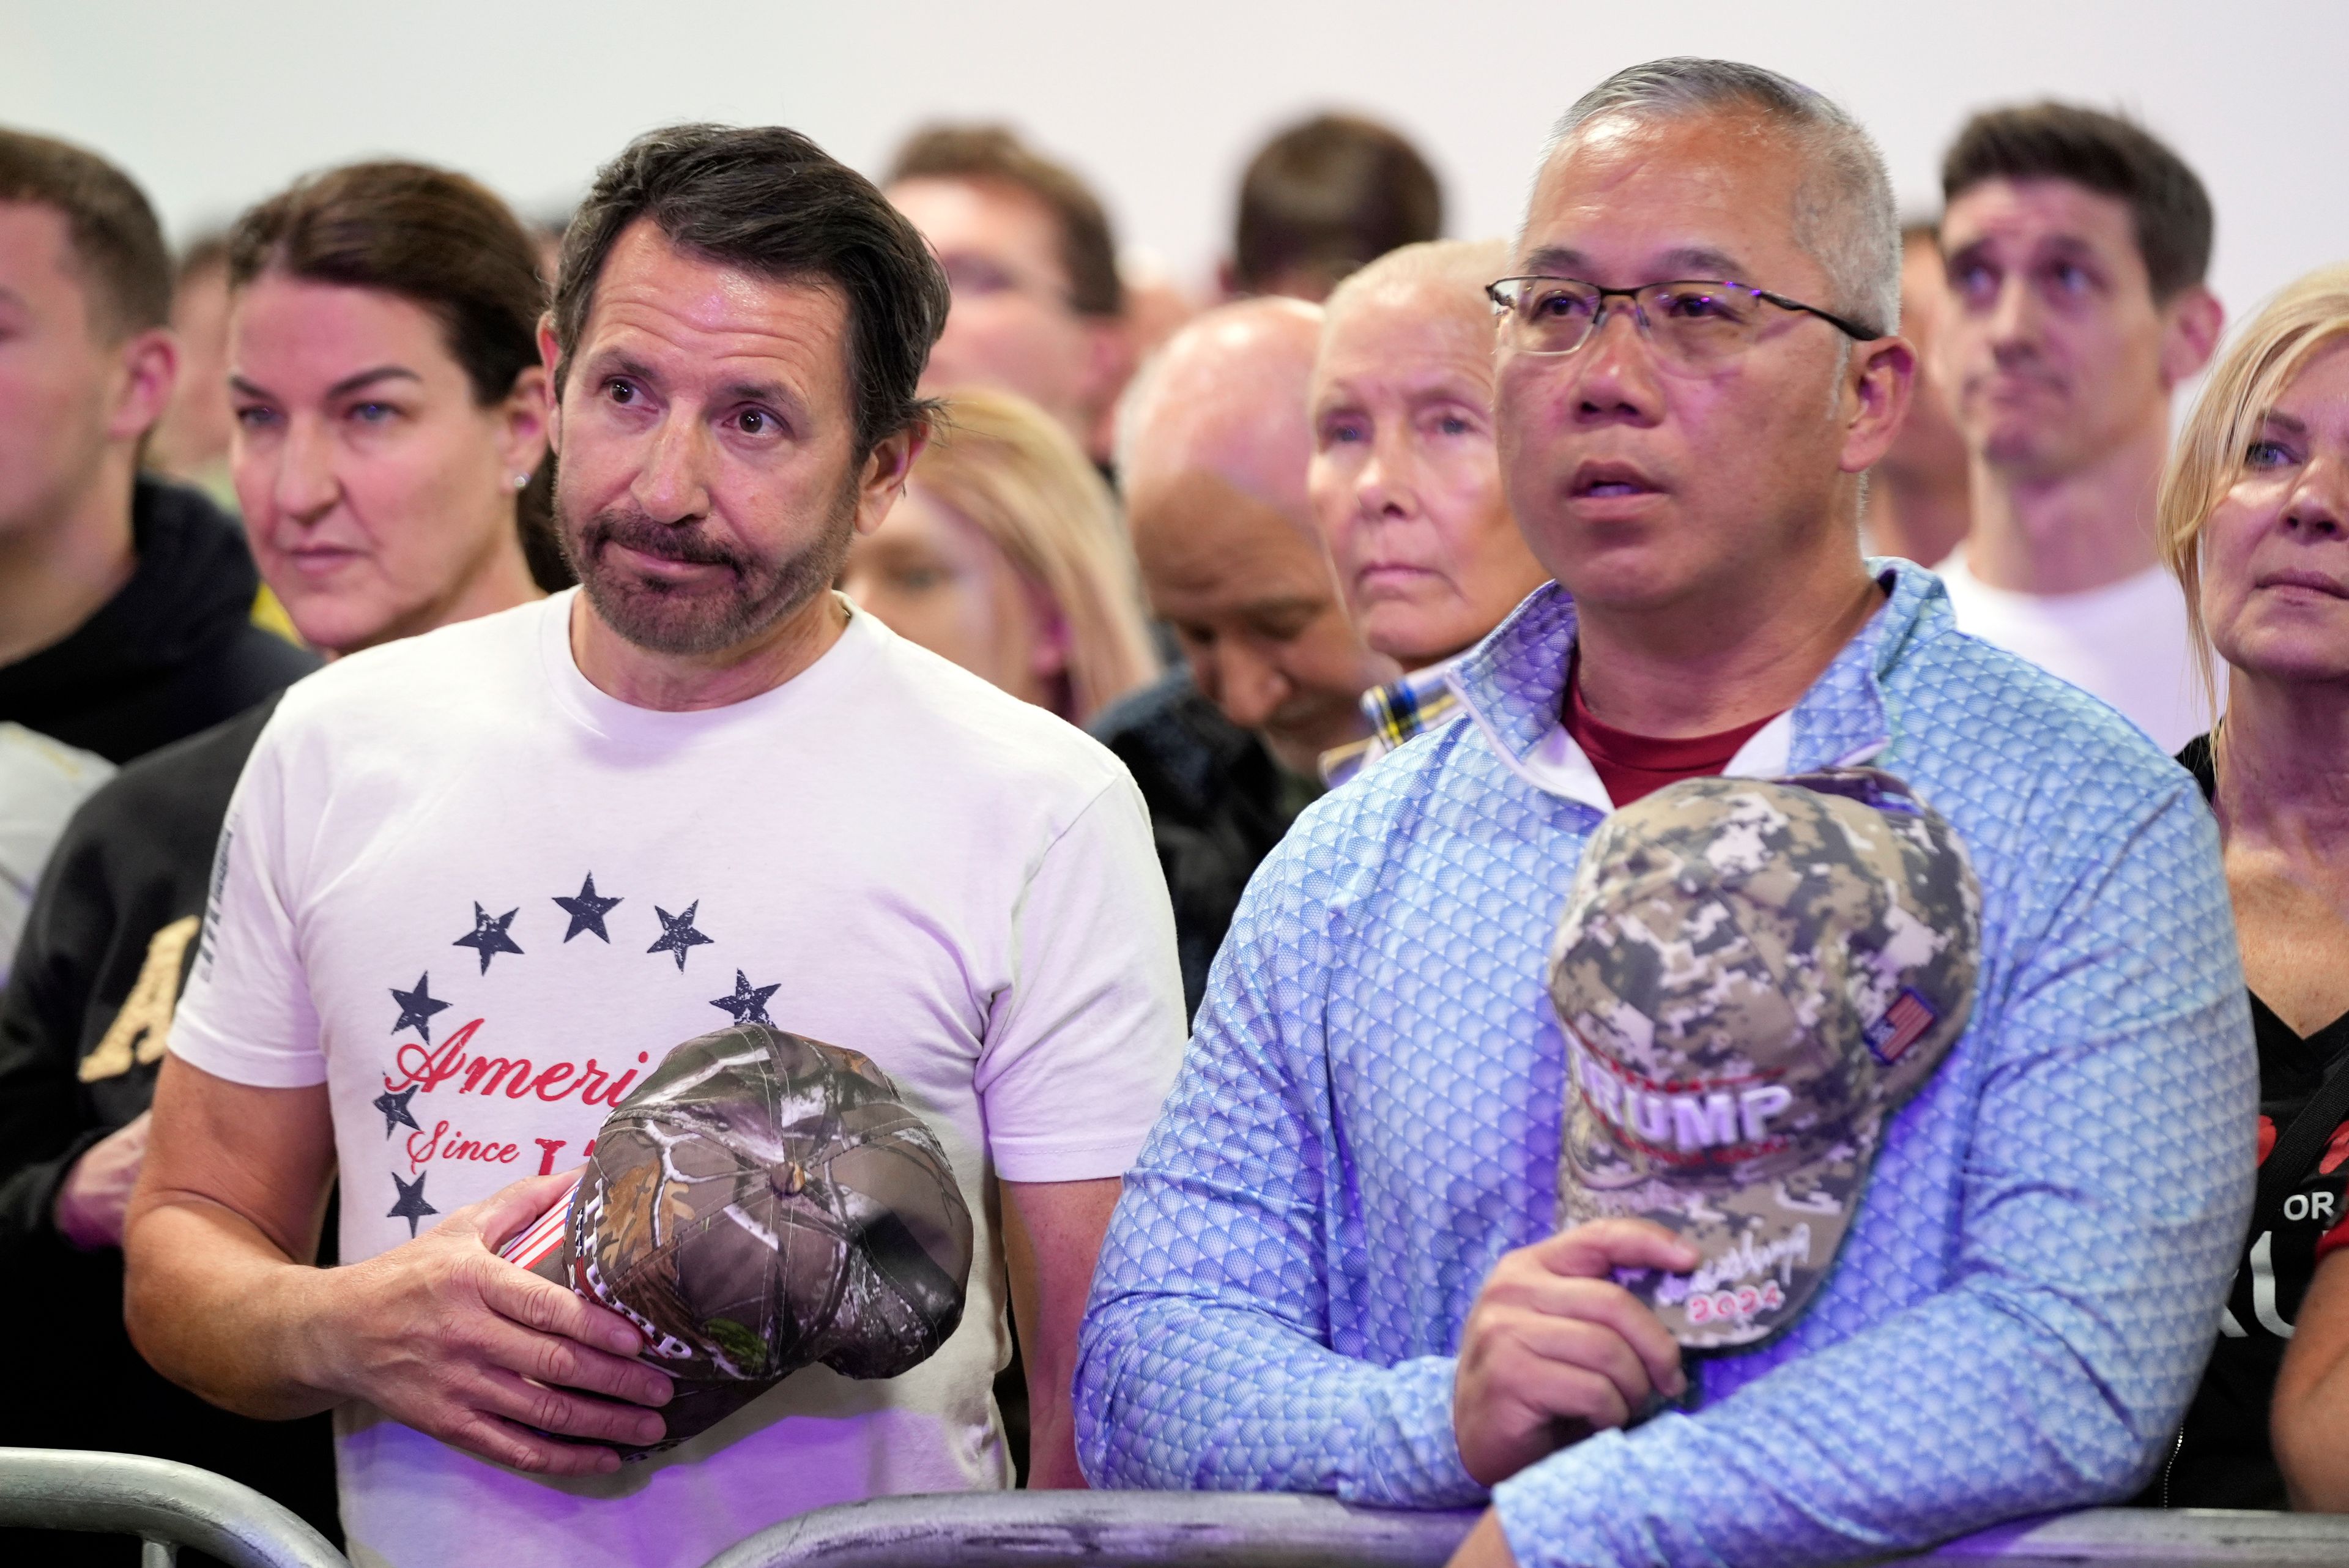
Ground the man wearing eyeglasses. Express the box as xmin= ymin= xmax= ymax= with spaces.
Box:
xmin=1075 ymin=58 xmax=2251 ymax=1568
xmin=885 ymin=125 xmax=1132 ymax=472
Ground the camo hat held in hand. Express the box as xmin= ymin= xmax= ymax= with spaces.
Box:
xmin=501 ymin=1023 xmax=972 ymax=1454
xmin=1551 ymin=768 xmax=1980 ymax=1351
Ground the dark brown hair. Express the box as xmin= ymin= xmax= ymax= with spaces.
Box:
xmin=886 ymin=124 xmax=1122 ymax=318
xmin=556 ymin=124 xmax=949 ymax=459
xmin=176 ymin=231 xmax=231 ymax=287
xmin=1942 ymin=103 xmax=2213 ymax=302
xmin=1234 ymin=113 xmax=1442 ymax=298
xmin=228 ymin=160 xmax=570 ymax=589
xmin=0 ymin=127 xmax=171 ymax=339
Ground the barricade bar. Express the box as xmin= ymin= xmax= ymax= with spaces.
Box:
xmin=16 ymin=1449 xmax=2349 ymax=1567
xmin=702 ymin=1492 xmax=1481 ymax=1568
xmin=702 ymin=1492 xmax=2349 ymax=1568
xmin=1928 ymin=1506 xmax=2349 ymax=1564
xmin=0 ymin=1449 xmax=349 ymax=1568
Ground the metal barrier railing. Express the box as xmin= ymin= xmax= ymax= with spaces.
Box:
xmin=702 ymin=1492 xmax=1480 ymax=1568
xmin=15 ymin=1447 xmax=2349 ymax=1568
xmin=700 ymin=1492 xmax=2349 ymax=1568
xmin=0 ymin=1449 xmax=349 ymax=1568
xmin=1930 ymin=1507 xmax=2349 ymax=1562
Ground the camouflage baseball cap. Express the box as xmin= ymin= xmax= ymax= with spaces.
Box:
xmin=1551 ymin=768 xmax=1980 ymax=1351
xmin=501 ymin=1023 xmax=972 ymax=1455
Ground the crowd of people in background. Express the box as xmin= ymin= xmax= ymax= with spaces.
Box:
xmin=1 ymin=50 xmax=2347 ymax=1568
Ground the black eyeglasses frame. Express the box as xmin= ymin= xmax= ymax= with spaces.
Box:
xmin=1484 ymin=275 xmax=1885 ymax=355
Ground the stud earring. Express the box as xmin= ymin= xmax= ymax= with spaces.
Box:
xmin=513 ymin=472 xmax=532 ymax=490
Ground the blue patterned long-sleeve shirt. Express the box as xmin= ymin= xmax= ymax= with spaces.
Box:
xmin=1075 ymin=565 xmax=2256 ymax=1567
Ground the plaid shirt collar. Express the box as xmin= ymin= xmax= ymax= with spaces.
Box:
xmin=1318 ymin=656 xmax=1465 ymax=787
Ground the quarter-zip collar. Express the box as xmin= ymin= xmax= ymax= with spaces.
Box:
xmin=1444 ymin=560 xmax=1940 ymax=811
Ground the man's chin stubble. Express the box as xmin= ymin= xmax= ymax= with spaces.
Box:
xmin=582 ymin=557 xmax=824 ymax=658
xmin=567 ymin=488 xmax=861 ymax=660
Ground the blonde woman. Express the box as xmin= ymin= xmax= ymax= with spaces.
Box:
xmin=2147 ymin=264 xmax=2349 ymax=1510
xmin=841 ymin=386 xmax=1157 ymax=724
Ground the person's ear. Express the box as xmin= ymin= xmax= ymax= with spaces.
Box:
xmin=1837 ymin=332 xmax=1916 ymax=475
xmin=1023 ymin=579 xmax=1071 ymax=686
xmin=2161 ymin=285 xmax=2225 ymax=390
xmin=536 ymin=316 xmax=566 ymax=456
xmin=854 ymin=425 xmax=928 ymax=536
xmin=1080 ymin=318 xmax=1135 ymax=441
xmin=108 ymin=327 xmax=179 ymax=445
xmin=498 ymin=365 xmax=552 ymax=480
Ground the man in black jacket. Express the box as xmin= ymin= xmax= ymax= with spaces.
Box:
xmin=0 ymin=699 xmax=341 ymax=1568
xmin=1088 ymin=667 xmax=1318 ymax=1018
xmin=0 ymin=128 xmax=320 ymax=1564
xmin=1092 ymin=297 xmax=1396 ymax=1016
xmin=0 ymin=128 xmax=314 ymax=765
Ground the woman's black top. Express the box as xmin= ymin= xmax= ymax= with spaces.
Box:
xmin=2150 ymin=735 xmax=2349 ymax=1508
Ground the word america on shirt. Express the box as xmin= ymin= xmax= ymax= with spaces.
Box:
xmin=369 ymin=871 xmax=782 ymax=1235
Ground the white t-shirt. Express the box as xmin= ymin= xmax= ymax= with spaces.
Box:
xmin=1934 ymin=549 xmax=2217 ymax=752
xmin=0 ymin=722 xmax=114 ymax=987
xmin=169 ymin=591 xmax=1186 ymax=1568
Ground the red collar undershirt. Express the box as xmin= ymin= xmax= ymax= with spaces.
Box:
xmin=1563 ymin=661 xmax=1781 ymax=808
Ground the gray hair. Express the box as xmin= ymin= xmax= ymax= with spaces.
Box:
xmin=1323 ymin=237 xmax=1512 ymax=324
xmin=1531 ymin=59 xmax=1900 ymax=336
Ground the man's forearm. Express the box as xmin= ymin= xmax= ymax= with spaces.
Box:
xmin=1488 ymin=1276 xmax=2188 ymax=1568
xmin=1023 ymin=1374 xmax=1085 ymax=1490
xmin=0 ymin=1137 xmax=104 ymax=1258
xmin=1077 ymin=1295 xmax=1482 ymax=1505
xmin=1004 ymin=1176 xmax=1122 ymax=1490
xmin=0 ymin=954 xmax=108 ymax=1261
xmin=125 ymin=1192 xmax=340 ymax=1420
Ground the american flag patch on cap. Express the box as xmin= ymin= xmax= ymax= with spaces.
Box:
xmin=1865 ymin=987 xmax=1939 ymax=1066
xmin=499 ymin=1178 xmax=577 ymax=1271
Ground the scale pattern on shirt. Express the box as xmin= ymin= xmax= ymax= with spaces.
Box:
xmin=1076 ymin=565 xmax=2257 ymax=1568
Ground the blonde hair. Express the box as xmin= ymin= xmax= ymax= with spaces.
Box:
xmin=2159 ymin=263 xmax=2349 ymax=722
xmin=913 ymin=387 xmax=1159 ymax=723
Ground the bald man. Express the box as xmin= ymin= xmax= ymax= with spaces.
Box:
xmin=1125 ymin=298 xmax=1398 ymax=773
xmin=1308 ymin=240 xmax=1548 ymax=784
xmin=1086 ymin=298 xmax=1394 ymax=1014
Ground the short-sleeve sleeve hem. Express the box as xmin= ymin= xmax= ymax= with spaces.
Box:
xmin=972 ymin=775 xmax=1186 ymax=1180
xmin=987 ymin=1126 xmax=1156 ymax=1184
xmin=166 ymin=1025 xmax=330 ymax=1089
xmin=163 ymin=712 xmax=328 ymax=1091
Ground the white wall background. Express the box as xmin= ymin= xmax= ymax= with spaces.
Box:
xmin=6 ymin=0 xmax=2345 ymax=327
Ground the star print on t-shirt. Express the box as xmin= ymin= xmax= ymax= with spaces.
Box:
xmin=710 ymin=969 xmax=780 ymax=1027
xmin=374 ymin=1083 xmax=422 ymax=1138
xmin=552 ymin=872 xmax=623 ymax=943
xmin=160 ymin=590 xmax=1195 ymax=1568
xmin=389 ymin=972 xmax=451 ymax=1042
xmin=387 ymin=1170 xmax=439 ymax=1238
xmin=648 ymin=901 xmax=713 ymax=972
xmin=453 ymin=902 xmax=524 ymax=974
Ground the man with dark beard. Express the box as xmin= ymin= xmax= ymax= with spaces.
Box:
xmin=121 ymin=125 xmax=1186 ymax=1568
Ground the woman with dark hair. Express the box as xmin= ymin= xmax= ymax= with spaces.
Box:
xmin=0 ymin=160 xmax=562 ymax=1556
xmin=227 ymin=159 xmax=569 ymax=645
